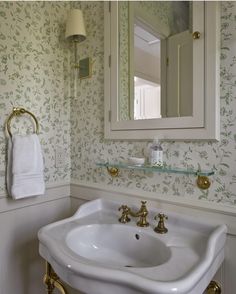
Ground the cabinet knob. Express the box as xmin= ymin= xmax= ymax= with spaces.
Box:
xmin=192 ymin=31 xmax=201 ymax=39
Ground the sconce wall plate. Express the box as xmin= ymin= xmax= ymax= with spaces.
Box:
xmin=78 ymin=57 xmax=92 ymax=79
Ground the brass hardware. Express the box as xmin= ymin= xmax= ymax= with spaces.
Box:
xmin=166 ymin=57 xmax=169 ymax=66
xmin=197 ymin=175 xmax=211 ymax=189
xmin=107 ymin=166 xmax=119 ymax=177
xmin=43 ymin=261 xmax=67 ymax=294
xmin=135 ymin=200 xmax=149 ymax=227
xmin=6 ymin=107 xmax=39 ymax=137
xmin=118 ymin=205 xmax=131 ymax=223
xmin=154 ymin=213 xmax=168 ymax=234
xmin=101 ymin=163 xmax=213 ymax=191
xmin=192 ymin=31 xmax=201 ymax=39
xmin=119 ymin=201 xmax=149 ymax=227
xmin=206 ymin=281 xmax=221 ymax=294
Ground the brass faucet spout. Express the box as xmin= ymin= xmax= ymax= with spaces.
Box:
xmin=118 ymin=201 xmax=149 ymax=227
xmin=128 ymin=210 xmax=140 ymax=218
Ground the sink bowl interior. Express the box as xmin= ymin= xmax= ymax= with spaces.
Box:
xmin=66 ymin=224 xmax=171 ymax=268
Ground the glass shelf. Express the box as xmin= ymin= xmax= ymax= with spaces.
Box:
xmin=96 ymin=162 xmax=215 ymax=177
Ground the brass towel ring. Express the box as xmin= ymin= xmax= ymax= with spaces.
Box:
xmin=6 ymin=107 xmax=39 ymax=137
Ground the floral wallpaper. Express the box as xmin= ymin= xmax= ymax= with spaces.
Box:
xmin=119 ymin=1 xmax=130 ymax=121
xmin=137 ymin=1 xmax=189 ymax=36
xmin=0 ymin=1 xmax=71 ymax=196
xmin=137 ymin=1 xmax=171 ymax=28
xmin=71 ymin=1 xmax=236 ymax=207
xmin=1 ymin=1 xmax=236 ymax=207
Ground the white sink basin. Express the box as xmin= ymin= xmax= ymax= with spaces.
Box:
xmin=66 ymin=224 xmax=171 ymax=268
xmin=38 ymin=199 xmax=227 ymax=294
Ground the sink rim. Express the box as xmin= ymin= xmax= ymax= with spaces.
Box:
xmin=38 ymin=198 xmax=227 ymax=294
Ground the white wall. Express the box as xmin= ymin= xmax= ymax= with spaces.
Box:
xmin=0 ymin=185 xmax=71 ymax=294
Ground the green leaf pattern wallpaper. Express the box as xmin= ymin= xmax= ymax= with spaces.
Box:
xmin=0 ymin=1 xmax=71 ymax=195
xmin=71 ymin=1 xmax=236 ymax=206
xmin=1 ymin=1 xmax=236 ymax=207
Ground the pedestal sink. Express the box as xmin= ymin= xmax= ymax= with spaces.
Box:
xmin=38 ymin=199 xmax=227 ymax=294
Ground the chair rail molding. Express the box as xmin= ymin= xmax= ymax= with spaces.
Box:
xmin=0 ymin=181 xmax=70 ymax=214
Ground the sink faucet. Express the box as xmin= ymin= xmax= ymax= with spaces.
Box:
xmin=154 ymin=213 xmax=168 ymax=234
xmin=118 ymin=201 xmax=149 ymax=227
xmin=118 ymin=205 xmax=131 ymax=224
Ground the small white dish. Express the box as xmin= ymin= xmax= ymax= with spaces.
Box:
xmin=128 ymin=157 xmax=145 ymax=166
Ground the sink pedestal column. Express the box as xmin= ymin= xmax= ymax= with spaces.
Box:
xmin=43 ymin=261 xmax=67 ymax=294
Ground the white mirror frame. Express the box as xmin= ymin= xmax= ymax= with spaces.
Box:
xmin=104 ymin=2 xmax=220 ymax=141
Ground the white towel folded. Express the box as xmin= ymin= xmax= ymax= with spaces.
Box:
xmin=7 ymin=134 xmax=45 ymax=199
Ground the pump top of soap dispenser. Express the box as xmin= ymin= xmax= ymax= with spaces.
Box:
xmin=151 ymin=138 xmax=162 ymax=150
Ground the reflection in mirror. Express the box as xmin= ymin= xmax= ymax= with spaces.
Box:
xmin=118 ymin=1 xmax=193 ymax=121
xmin=133 ymin=27 xmax=161 ymax=120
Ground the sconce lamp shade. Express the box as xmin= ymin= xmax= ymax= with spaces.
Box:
xmin=65 ymin=9 xmax=86 ymax=42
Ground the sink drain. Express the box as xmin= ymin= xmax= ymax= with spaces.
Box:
xmin=135 ymin=234 xmax=140 ymax=240
xmin=125 ymin=265 xmax=133 ymax=268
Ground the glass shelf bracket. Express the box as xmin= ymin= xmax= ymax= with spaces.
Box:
xmin=96 ymin=162 xmax=215 ymax=190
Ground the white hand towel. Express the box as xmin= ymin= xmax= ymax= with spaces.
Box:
xmin=7 ymin=134 xmax=45 ymax=199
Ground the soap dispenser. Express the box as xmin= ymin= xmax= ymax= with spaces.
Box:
xmin=149 ymin=138 xmax=163 ymax=167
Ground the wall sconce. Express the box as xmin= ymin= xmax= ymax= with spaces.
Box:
xmin=65 ymin=9 xmax=92 ymax=79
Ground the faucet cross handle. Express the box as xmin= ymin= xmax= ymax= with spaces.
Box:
xmin=154 ymin=213 xmax=168 ymax=234
xmin=118 ymin=205 xmax=131 ymax=224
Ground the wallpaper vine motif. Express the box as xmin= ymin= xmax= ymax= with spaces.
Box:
xmin=1 ymin=1 xmax=236 ymax=206
xmin=119 ymin=2 xmax=130 ymax=121
xmin=0 ymin=1 xmax=71 ymax=195
xmin=71 ymin=1 xmax=236 ymax=206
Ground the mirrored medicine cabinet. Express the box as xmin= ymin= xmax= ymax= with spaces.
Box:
xmin=104 ymin=1 xmax=220 ymax=140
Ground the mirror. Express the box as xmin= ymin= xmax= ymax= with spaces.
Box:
xmin=104 ymin=2 xmax=220 ymax=140
xmin=119 ymin=1 xmax=192 ymax=121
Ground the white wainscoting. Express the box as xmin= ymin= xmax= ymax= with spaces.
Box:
xmin=71 ymin=181 xmax=236 ymax=294
xmin=0 ymin=181 xmax=71 ymax=294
